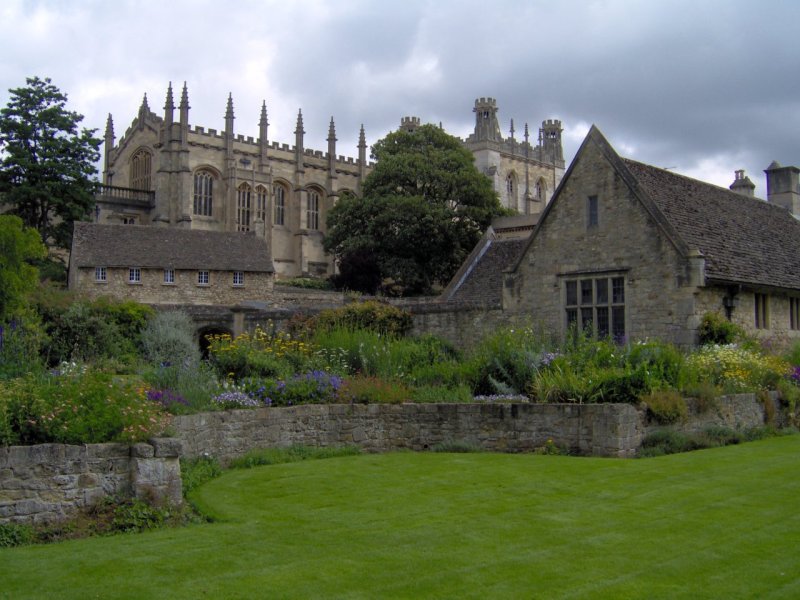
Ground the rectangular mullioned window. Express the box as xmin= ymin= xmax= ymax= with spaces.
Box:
xmin=95 ymin=266 xmax=107 ymax=282
xmin=565 ymin=275 xmax=625 ymax=340
xmin=128 ymin=268 xmax=141 ymax=284
xmin=197 ymin=270 xmax=210 ymax=286
xmin=164 ymin=269 xmax=175 ymax=284
xmin=233 ymin=271 xmax=244 ymax=287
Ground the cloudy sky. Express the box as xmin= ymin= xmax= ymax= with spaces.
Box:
xmin=1 ymin=0 xmax=797 ymax=196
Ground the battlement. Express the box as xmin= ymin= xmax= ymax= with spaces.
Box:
xmin=400 ymin=116 xmax=421 ymax=132
xmin=542 ymin=119 xmax=562 ymax=128
xmin=474 ymin=97 xmax=497 ymax=107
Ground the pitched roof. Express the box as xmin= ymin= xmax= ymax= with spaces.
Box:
xmin=510 ymin=125 xmax=800 ymax=291
xmin=622 ymin=158 xmax=800 ymax=290
xmin=71 ymin=222 xmax=274 ymax=273
xmin=440 ymin=231 xmax=528 ymax=306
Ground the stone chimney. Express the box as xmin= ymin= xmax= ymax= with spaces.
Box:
xmin=765 ymin=161 xmax=800 ymax=218
xmin=729 ymin=169 xmax=755 ymax=197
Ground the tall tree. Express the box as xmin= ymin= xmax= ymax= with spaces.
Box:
xmin=0 ymin=215 xmax=46 ymax=321
xmin=0 ymin=76 xmax=101 ymax=251
xmin=325 ymin=124 xmax=506 ymax=295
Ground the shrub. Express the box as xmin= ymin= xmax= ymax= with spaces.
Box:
xmin=533 ymin=438 xmax=564 ymax=455
xmin=685 ymin=344 xmax=790 ymax=393
xmin=777 ymin=378 xmax=800 ymax=427
xmin=626 ymin=340 xmax=685 ymax=389
xmin=641 ymin=390 xmax=688 ymax=424
xmin=469 ymin=324 xmax=555 ymax=396
xmin=0 ymin=522 xmax=35 ymax=548
xmin=336 ymin=375 xmax=411 ymax=404
xmin=34 ymin=291 xmax=154 ymax=365
xmin=410 ymin=384 xmax=473 ymax=403
xmin=140 ymin=310 xmax=199 ymax=369
xmin=277 ymin=277 xmax=334 ymax=290
xmin=639 ymin=430 xmax=698 ymax=457
xmin=0 ymin=370 xmax=170 ymax=445
xmin=141 ymin=362 xmax=219 ymax=414
xmin=312 ymin=301 xmax=413 ymax=337
xmin=698 ymin=312 xmax=743 ymax=346
xmin=0 ymin=317 xmax=44 ymax=380
xmin=181 ymin=455 xmax=223 ymax=496
xmin=206 ymin=327 xmax=308 ymax=380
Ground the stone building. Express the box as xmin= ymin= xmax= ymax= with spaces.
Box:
xmin=501 ymin=126 xmax=800 ymax=347
xmin=400 ymin=98 xmax=564 ymax=214
xmin=68 ymin=222 xmax=274 ymax=306
xmin=96 ymin=83 xmax=369 ymax=280
xmin=95 ymin=84 xmax=564 ymax=281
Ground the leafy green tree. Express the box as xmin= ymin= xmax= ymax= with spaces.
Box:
xmin=0 ymin=76 xmax=102 ymax=251
xmin=0 ymin=214 xmax=46 ymax=321
xmin=325 ymin=124 xmax=505 ymax=295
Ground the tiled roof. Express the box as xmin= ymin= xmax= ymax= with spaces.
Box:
xmin=71 ymin=222 xmax=274 ymax=273
xmin=623 ymin=158 xmax=800 ymax=290
xmin=441 ymin=235 xmax=528 ymax=306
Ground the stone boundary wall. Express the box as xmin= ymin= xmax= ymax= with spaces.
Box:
xmin=173 ymin=393 xmax=779 ymax=466
xmin=0 ymin=438 xmax=182 ymax=525
xmin=173 ymin=403 xmax=643 ymax=465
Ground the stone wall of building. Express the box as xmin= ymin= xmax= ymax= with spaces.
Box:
xmin=503 ymin=137 xmax=701 ymax=347
xmin=0 ymin=438 xmax=182 ymax=525
xmin=73 ymin=267 xmax=274 ymax=306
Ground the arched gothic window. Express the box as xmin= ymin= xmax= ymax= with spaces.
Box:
xmin=534 ymin=178 xmax=546 ymax=201
xmin=237 ymin=183 xmax=252 ymax=232
xmin=193 ymin=170 xmax=214 ymax=216
xmin=130 ymin=149 xmax=152 ymax=190
xmin=274 ymin=184 xmax=286 ymax=226
xmin=307 ymin=190 xmax=320 ymax=230
xmin=506 ymin=173 xmax=518 ymax=211
xmin=255 ymin=185 xmax=268 ymax=223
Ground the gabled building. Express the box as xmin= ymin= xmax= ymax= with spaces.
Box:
xmin=68 ymin=222 xmax=274 ymax=306
xmin=502 ymin=126 xmax=800 ymax=347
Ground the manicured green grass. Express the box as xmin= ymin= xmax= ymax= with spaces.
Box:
xmin=3 ymin=436 xmax=800 ymax=599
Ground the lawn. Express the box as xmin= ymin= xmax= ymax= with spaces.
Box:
xmin=2 ymin=436 xmax=800 ymax=599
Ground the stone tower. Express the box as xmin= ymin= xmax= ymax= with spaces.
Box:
xmin=765 ymin=161 xmax=800 ymax=218
xmin=463 ymin=97 xmax=565 ymax=213
xmin=472 ymin=97 xmax=502 ymax=142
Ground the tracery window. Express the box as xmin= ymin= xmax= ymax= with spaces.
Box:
xmin=130 ymin=149 xmax=152 ymax=190
xmin=237 ymin=183 xmax=252 ymax=232
xmin=255 ymin=185 xmax=268 ymax=223
xmin=307 ymin=190 xmax=320 ymax=230
xmin=274 ymin=184 xmax=286 ymax=226
xmin=193 ymin=170 xmax=214 ymax=216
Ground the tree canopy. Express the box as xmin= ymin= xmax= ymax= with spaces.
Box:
xmin=0 ymin=214 xmax=46 ymax=321
xmin=0 ymin=76 xmax=102 ymax=251
xmin=325 ymin=124 xmax=505 ymax=295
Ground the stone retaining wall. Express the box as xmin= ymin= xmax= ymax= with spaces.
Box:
xmin=0 ymin=438 xmax=182 ymax=525
xmin=173 ymin=402 xmax=644 ymax=464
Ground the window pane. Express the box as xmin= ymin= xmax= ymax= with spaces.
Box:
xmin=566 ymin=308 xmax=577 ymax=327
xmin=597 ymin=307 xmax=609 ymax=338
xmin=596 ymin=278 xmax=608 ymax=304
xmin=612 ymin=306 xmax=625 ymax=340
xmin=581 ymin=307 xmax=593 ymax=331
xmin=612 ymin=277 xmax=625 ymax=304
xmin=581 ymin=279 xmax=593 ymax=305
xmin=566 ymin=281 xmax=577 ymax=306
